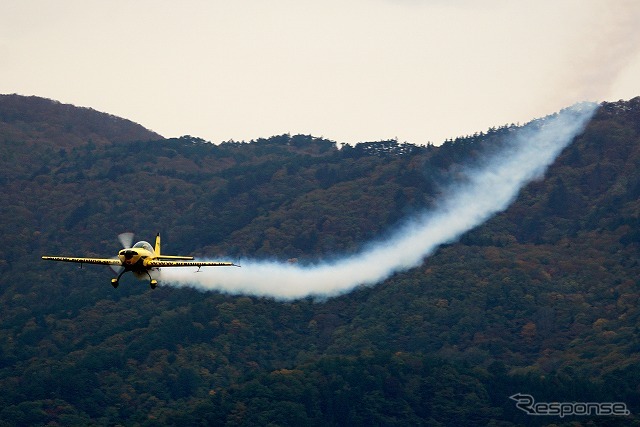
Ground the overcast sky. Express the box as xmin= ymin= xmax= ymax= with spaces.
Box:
xmin=1 ymin=0 xmax=639 ymax=145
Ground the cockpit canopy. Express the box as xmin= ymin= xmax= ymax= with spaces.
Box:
xmin=132 ymin=241 xmax=154 ymax=252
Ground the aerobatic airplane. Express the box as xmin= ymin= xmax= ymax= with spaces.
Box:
xmin=42 ymin=233 xmax=238 ymax=289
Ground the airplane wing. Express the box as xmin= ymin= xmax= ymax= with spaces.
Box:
xmin=42 ymin=256 xmax=123 ymax=266
xmin=146 ymin=260 xmax=239 ymax=268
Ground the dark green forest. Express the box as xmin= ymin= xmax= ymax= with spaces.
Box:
xmin=0 ymin=94 xmax=639 ymax=426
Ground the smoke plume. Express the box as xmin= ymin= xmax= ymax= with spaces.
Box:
xmin=162 ymin=103 xmax=597 ymax=300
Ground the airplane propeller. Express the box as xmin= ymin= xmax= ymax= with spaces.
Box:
xmin=118 ymin=232 xmax=135 ymax=249
xmin=109 ymin=260 xmax=124 ymax=274
xmin=110 ymin=232 xmax=134 ymax=274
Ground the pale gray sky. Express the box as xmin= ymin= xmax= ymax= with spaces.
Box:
xmin=1 ymin=0 xmax=639 ymax=144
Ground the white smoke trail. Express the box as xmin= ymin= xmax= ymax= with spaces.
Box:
xmin=162 ymin=103 xmax=597 ymax=299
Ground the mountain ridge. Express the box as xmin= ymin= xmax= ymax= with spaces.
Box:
xmin=0 ymin=94 xmax=638 ymax=425
xmin=0 ymin=94 xmax=162 ymax=147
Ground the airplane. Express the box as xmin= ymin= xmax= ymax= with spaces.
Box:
xmin=42 ymin=233 xmax=239 ymax=289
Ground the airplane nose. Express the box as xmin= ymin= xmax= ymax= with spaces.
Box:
xmin=122 ymin=250 xmax=135 ymax=260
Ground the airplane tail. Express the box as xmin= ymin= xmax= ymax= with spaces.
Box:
xmin=155 ymin=233 xmax=161 ymax=256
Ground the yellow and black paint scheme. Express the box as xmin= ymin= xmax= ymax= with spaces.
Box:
xmin=42 ymin=233 xmax=238 ymax=289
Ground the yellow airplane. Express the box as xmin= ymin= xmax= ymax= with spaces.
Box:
xmin=42 ymin=233 xmax=238 ymax=289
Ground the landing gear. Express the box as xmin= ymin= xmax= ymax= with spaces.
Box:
xmin=145 ymin=270 xmax=158 ymax=289
xmin=111 ymin=269 xmax=126 ymax=288
xmin=109 ymin=270 xmax=158 ymax=289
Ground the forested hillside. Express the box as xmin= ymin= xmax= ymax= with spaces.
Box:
xmin=0 ymin=94 xmax=639 ymax=426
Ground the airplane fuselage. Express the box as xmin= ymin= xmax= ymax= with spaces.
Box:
xmin=117 ymin=242 xmax=160 ymax=284
xmin=119 ymin=247 xmax=153 ymax=269
xmin=118 ymin=240 xmax=163 ymax=268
